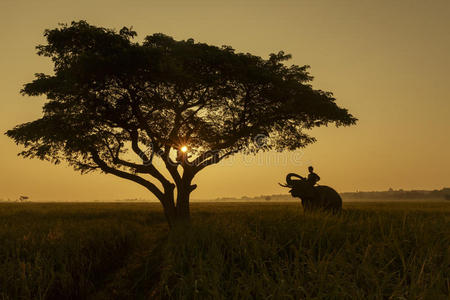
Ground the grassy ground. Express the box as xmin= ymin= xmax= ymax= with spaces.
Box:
xmin=0 ymin=201 xmax=449 ymax=299
xmin=0 ymin=203 xmax=167 ymax=299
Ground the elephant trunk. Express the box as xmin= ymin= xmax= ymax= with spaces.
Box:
xmin=286 ymin=173 xmax=303 ymax=186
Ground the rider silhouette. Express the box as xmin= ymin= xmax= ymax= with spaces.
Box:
xmin=306 ymin=166 xmax=320 ymax=186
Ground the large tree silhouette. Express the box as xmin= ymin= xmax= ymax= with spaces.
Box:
xmin=6 ymin=21 xmax=356 ymax=226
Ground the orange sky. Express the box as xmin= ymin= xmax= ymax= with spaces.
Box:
xmin=0 ymin=0 xmax=449 ymax=201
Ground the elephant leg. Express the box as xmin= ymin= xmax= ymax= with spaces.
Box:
xmin=303 ymin=198 xmax=315 ymax=212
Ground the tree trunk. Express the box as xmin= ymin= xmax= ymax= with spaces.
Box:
xmin=159 ymin=169 xmax=196 ymax=228
xmin=160 ymin=186 xmax=193 ymax=228
xmin=173 ymin=172 xmax=195 ymax=227
xmin=161 ymin=197 xmax=177 ymax=228
xmin=176 ymin=188 xmax=191 ymax=224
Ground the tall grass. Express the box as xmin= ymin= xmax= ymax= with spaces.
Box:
xmin=160 ymin=203 xmax=450 ymax=299
xmin=0 ymin=203 xmax=166 ymax=299
xmin=0 ymin=202 xmax=448 ymax=299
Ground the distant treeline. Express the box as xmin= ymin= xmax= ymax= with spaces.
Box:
xmin=341 ymin=188 xmax=450 ymax=200
xmin=213 ymin=188 xmax=450 ymax=202
xmin=2 ymin=188 xmax=449 ymax=203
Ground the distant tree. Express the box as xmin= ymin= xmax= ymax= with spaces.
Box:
xmin=19 ymin=196 xmax=29 ymax=202
xmin=6 ymin=21 xmax=356 ymax=227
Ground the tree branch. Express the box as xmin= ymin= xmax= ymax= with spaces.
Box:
xmin=90 ymin=149 xmax=165 ymax=200
xmin=194 ymin=150 xmax=236 ymax=173
xmin=162 ymin=145 xmax=182 ymax=187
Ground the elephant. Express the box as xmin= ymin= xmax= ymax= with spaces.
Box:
xmin=280 ymin=173 xmax=342 ymax=214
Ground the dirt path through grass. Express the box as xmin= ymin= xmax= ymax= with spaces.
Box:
xmin=88 ymin=223 xmax=169 ymax=299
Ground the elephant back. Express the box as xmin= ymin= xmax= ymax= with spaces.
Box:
xmin=312 ymin=185 xmax=342 ymax=213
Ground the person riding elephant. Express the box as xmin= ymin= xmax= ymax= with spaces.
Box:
xmin=291 ymin=166 xmax=320 ymax=186
xmin=279 ymin=168 xmax=342 ymax=214
xmin=306 ymin=166 xmax=320 ymax=186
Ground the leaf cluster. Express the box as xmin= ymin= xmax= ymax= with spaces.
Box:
xmin=6 ymin=20 xmax=356 ymax=180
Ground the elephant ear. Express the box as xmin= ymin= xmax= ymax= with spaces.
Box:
xmin=299 ymin=182 xmax=316 ymax=198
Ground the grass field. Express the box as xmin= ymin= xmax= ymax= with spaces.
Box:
xmin=0 ymin=201 xmax=449 ymax=299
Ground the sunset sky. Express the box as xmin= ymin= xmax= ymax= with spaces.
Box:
xmin=0 ymin=0 xmax=449 ymax=201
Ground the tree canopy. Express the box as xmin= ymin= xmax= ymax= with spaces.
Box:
xmin=6 ymin=21 xmax=357 ymax=226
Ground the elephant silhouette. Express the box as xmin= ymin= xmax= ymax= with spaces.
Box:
xmin=280 ymin=173 xmax=342 ymax=214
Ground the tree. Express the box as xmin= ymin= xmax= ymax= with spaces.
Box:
xmin=6 ymin=21 xmax=357 ymax=227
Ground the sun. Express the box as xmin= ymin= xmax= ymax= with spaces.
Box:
xmin=180 ymin=146 xmax=188 ymax=153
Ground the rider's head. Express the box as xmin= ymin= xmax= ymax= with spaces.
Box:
xmin=308 ymin=166 xmax=314 ymax=172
